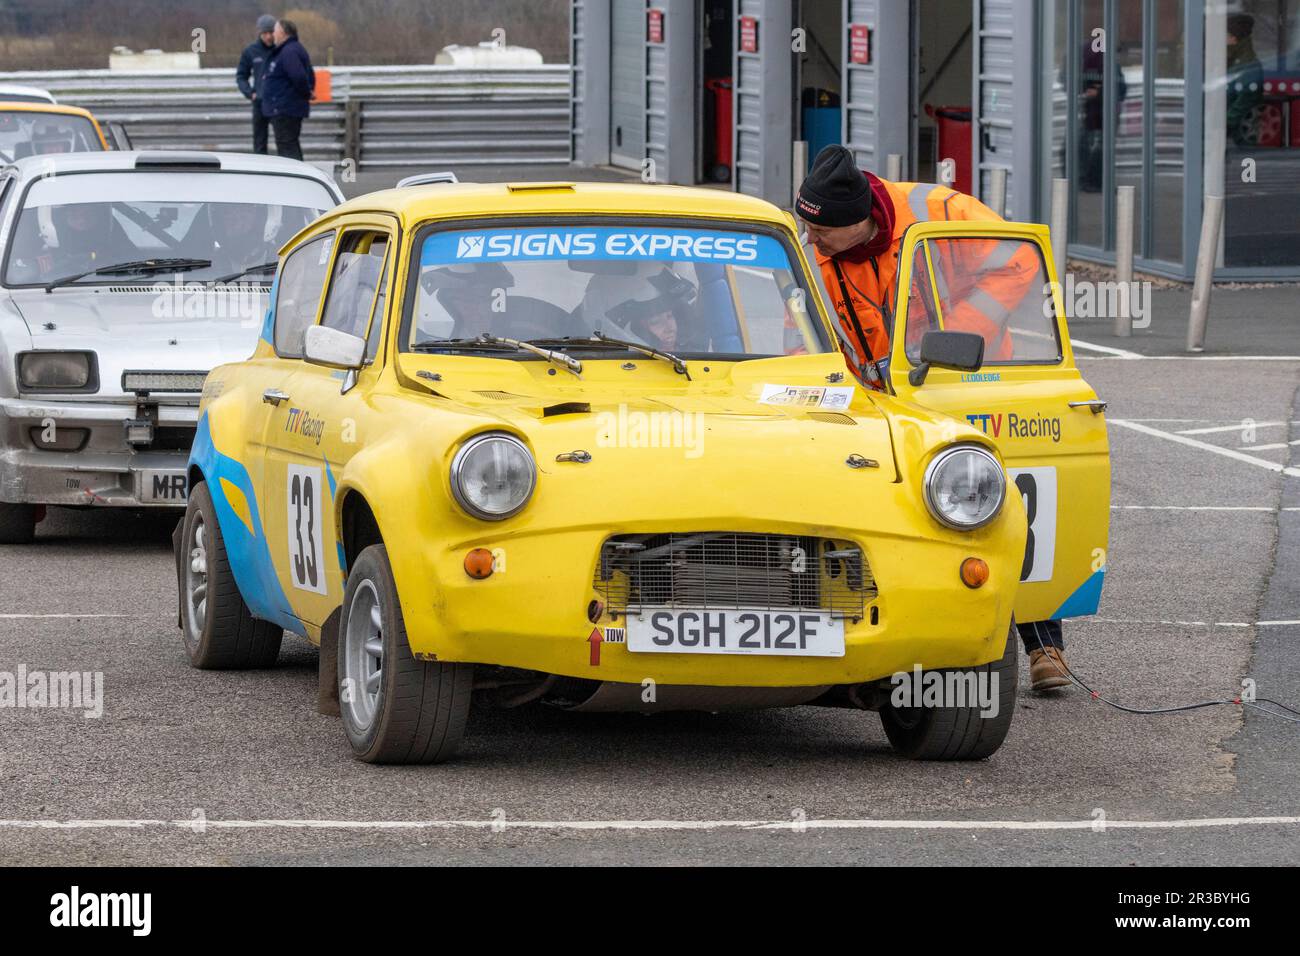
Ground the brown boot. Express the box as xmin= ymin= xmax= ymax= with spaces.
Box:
xmin=1028 ymin=646 xmax=1071 ymax=692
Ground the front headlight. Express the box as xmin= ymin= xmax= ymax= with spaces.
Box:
xmin=450 ymin=432 xmax=536 ymax=520
xmin=16 ymin=351 xmax=96 ymax=391
xmin=923 ymin=445 xmax=1006 ymax=530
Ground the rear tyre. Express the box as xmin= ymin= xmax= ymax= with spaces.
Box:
xmin=0 ymin=502 xmax=38 ymax=544
xmin=879 ymin=624 xmax=1018 ymax=760
xmin=180 ymin=481 xmax=283 ymax=668
xmin=340 ymin=544 xmax=473 ymax=764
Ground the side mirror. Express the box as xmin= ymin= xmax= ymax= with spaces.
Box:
xmin=908 ymin=331 xmax=986 ymax=386
xmin=304 ymin=324 xmax=365 ymax=370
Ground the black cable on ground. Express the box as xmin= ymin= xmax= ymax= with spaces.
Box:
xmin=1029 ymin=628 xmax=1300 ymax=724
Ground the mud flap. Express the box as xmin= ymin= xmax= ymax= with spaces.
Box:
xmin=171 ymin=516 xmax=186 ymax=630
xmin=318 ymin=606 xmax=341 ymax=717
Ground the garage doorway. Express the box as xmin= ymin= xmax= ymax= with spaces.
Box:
xmin=793 ymin=0 xmax=843 ymax=177
xmin=610 ymin=0 xmax=647 ymax=169
xmin=913 ymin=0 xmax=974 ymax=187
xmin=698 ymin=0 xmax=734 ymax=183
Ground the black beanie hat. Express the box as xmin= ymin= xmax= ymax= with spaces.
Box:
xmin=796 ymin=145 xmax=872 ymax=227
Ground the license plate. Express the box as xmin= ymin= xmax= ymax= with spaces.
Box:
xmin=626 ymin=609 xmax=845 ymax=657
xmin=138 ymin=470 xmax=188 ymax=503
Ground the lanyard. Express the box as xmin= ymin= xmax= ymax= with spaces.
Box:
xmin=831 ymin=260 xmax=885 ymax=388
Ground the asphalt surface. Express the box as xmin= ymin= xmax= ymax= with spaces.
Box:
xmin=2 ymin=353 xmax=1299 ymax=866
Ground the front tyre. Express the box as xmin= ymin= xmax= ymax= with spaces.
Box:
xmin=340 ymin=544 xmax=473 ymax=764
xmin=179 ymin=481 xmax=283 ymax=668
xmin=879 ymin=623 xmax=1018 ymax=760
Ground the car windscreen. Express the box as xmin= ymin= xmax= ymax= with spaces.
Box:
xmin=404 ymin=222 xmax=831 ymax=358
xmin=3 ymin=171 xmax=336 ymax=288
xmin=0 ymin=111 xmax=100 ymax=160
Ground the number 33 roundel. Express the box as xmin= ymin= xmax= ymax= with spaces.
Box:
xmin=1010 ymin=466 xmax=1057 ymax=584
xmin=287 ymin=464 xmax=327 ymax=594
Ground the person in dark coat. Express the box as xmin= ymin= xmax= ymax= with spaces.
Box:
xmin=260 ymin=18 xmax=315 ymax=162
xmin=235 ymin=15 xmax=277 ymax=154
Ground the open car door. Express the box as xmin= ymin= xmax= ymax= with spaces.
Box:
xmin=887 ymin=220 xmax=1110 ymax=625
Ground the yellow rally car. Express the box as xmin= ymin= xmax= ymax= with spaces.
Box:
xmin=0 ymin=102 xmax=111 ymax=158
xmin=174 ymin=182 xmax=1109 ymax=764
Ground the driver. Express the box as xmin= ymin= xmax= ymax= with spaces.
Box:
xmin=204 ymin=203 xmax=271 ymax=275
xmin=581 ymin=266 xmax=697 ymax=351
xmin=29 ymin=121 xmax=75 ymax=156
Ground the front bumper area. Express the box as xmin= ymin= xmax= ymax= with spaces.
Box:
xmin=0 ymin=397 xmax=196 ymax=507
xmin=395 ymin=525 xmax=1020 ymax=689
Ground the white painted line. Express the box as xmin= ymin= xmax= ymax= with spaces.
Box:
xmin=1128 ymin=419 xmax=1300 ymax=425
xmin=1081 ymin=355 xmax=1300 ymax=361
xmin=2 ymin=816 xmax=1300 ymax=832
xmin=1177 ymin=421 xmax=1286 ymax=435
xmin=0 ymin=613 xmax=132 ymax=619
xmin=1075 ymin=617 xmax=1300 ymax=628
xmin=1239 ymin=443 xmax=1290 ymax=452
xmin=1069 ymin=338 xmax=1144 ymax=358
xmin=1109 ymin=419 xmax=1300 ymax=478
xmin=1111 ymin=505 xmax=1300 ymax=512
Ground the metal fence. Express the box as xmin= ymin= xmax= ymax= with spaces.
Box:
xmin=0 ymin=65 xmax=571 ymax=169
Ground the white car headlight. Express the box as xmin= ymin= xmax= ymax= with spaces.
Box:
xmin=16 ymin=350 xmax=96 ymax=391
xmin=450 ymin=432 xmax=536 ymax=520
xmin=923 ymin=445 xmax=1006 ymax=530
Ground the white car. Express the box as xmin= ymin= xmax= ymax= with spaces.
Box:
xmin=0 ymin=84 xmax=57 ymax=105
xmin=0 ymin=150 xmax=342 ymax=542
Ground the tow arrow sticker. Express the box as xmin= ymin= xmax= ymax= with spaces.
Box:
xmin=588 ymin=627 xmax=603 ymax=666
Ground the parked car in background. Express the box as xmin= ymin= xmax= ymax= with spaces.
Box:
xmin=0 ymin=150 xmax=342 ymax=543
xmin=0 ymin=103 xmax=110 ymax=159
xmin=0 ymin=84 xmax=58 ymax=105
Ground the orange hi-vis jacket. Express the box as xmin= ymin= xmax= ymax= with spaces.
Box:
xmin=814 ymin=178 xmax=1034 ymax=386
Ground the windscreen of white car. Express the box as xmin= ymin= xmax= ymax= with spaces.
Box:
xmin=3 ymin=171 xmax=335 ymax=288
xmin=404 ymin=223 xmax=832 ymax=358
xmin=0 ymin=110 xmax=100 ymax=160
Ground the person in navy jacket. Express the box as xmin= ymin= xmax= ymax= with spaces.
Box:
xmin=260 ymin=19 xmax=315 ymax=161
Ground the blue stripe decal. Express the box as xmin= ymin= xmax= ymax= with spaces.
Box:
xmin=189 ymin=413 xmax=303 ymax=636
xmin=258 ymin=273 xmax=280 ymax=347
xmin=323 ymin=458 xmax=347 ymax=572
xmin=1050 ymin=569 xmax=1105 ymax=619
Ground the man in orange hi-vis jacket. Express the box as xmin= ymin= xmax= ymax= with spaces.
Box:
xmin=796 ymin=145 xmax=1039 ymax=391
xmin=796 ymin=144 xmax=1070 ymax=693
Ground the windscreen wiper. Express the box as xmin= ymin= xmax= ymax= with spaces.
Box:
xmin=526 ymin=333 xmax=691 ymax=379
xmin=210 ymin=261 xmax=278 ymax=284
xmin=411 ymin=333 xmax=582 ymax=375
xmin=43 ymin=257 xmax=213 ymax=293
xmin=588 ymin=332 xmax=690 ymax=379
xmin=410 ymin=336 xmax=525 ymax=353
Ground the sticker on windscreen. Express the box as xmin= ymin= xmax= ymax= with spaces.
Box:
xmin=422 ymin=226 xmax=791 ymax=269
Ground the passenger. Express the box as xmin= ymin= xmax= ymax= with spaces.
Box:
xmin=420 ymin=262 xmax=517 ymax=338
xmin=42 ymin=204 xmax=118 ymax=276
